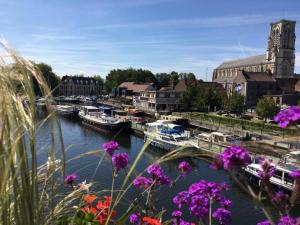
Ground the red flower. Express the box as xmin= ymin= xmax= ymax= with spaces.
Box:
xmin=142 ymin=217 xmax=161 ymax=225
xmin=84 ymin=194 xmax=97 ymax=204
xmin=81 ymin=205 xmax=97 ymax=215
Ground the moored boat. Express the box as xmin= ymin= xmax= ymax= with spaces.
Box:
xmin=54 ymin=105 xmax=79 ymax=116
xmin=144 ymin=120 xmax=192 ymax=151
xmin=78 ymin=106 xmax=131 ymax=133
xmin=244 ymin=159 xmax=298 ymax=193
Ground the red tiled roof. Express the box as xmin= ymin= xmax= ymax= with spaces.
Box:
xmin=119 ymin=82 xmax=153 ymax=92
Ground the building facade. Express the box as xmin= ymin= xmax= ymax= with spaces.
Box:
xmin=59 ymin=76 xmax=102 ymax=96
xmin=136 ymin=88 xmax=181 ymax=114
xmin=233 ymin=71 xmax=281 ymax=107
xmin=212 ymin=19 xmax=299 ymax=106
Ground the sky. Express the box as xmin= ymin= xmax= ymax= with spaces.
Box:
xmin=1 ymin=0 xmax=300 ymax=80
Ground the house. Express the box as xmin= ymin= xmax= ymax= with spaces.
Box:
xmin=136 ymin=87 xmax=181 ymax=114
xmin=59 ymin=76 xmax=102 ymax=96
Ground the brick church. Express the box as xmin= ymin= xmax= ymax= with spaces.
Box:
xmin=212 ymin=19 xmax=300 ymax=108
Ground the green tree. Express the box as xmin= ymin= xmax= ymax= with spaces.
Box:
xmin=104 ymin=68 xmax=157 ymax=93
xmin=180 ymin=84 xmax=199 ymax=111
xmin=178 ymin=72 xmax=196 ymax=81
xmin=256 ymin=96 xmax=280 ymax=121
xmin=34 ymin=63 xmax=60 ymax=96
xmin=180 ymin=84 xmax=224 ymax=112
xmin=224 ymin=92 xmax=244 ymax=115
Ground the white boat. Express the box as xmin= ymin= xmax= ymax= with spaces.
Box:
xmin=244 ymin=159 xmax=298 ymax=192
xmin=54 ymin=105 xmax=79 ymax=116
xmin=279 ymin=151 xmax=300 ymax=167
xmin=78 ymin=106 xmax=131 ymax=133
xmin=144 ymin=120 xmax=192 ymax=151
xmin=192 ymin=132 xmax=241 ymax=149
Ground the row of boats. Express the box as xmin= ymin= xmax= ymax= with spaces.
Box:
xmin=53 ymin=104 xmax=300 ymax=195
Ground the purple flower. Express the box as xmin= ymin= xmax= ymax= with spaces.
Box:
xmin=147 ymin=164 xmax=163 ymax=177
xmin=129 ymin=213 xmax=138 ymax=223
xmin=220 ymin=199 xmax=232 ymax=209
xmin=178 ymin=219 xmax=194 ymax=225
xmin=147 ymin=164 xmax=171 ymax=186
xmin=112 ymin=153 xmax=129 ymax=171
xmin=289 ymin=170 xmax=300 ymax=181
xmin=218 ymin=146 xmax=251 ymax=170
xmin=257 ymin=221 xmax=271 ymax=225
xmin=257 ymin=158 xmax=275 ymax=180
xmin=64 ymin=173 xmax=77 ymax=185
xmin=212 ymin=208 xmax=231 ymax=225
xmin=278 ymin=215 xmax=298 ymax=225
xmin=171 ymin=210 xmax=182 ymax=218
xmin=103 ymin=140 xmax=119 ymax=156
xmin=133 ymin=176 xmax=153 ymax=188
xmin=188 ymin=195 xmax=209 ymax=219
xmin=274 ymin=106 xmax=300 ymax=128
xmin=178 ymin=161 xmax=193 ymax=177
xmin=173 ymin=191 xmax=190 ymax=208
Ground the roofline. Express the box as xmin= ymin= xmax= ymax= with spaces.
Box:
xmin=271 ymin=19 xmax=296 ymax=25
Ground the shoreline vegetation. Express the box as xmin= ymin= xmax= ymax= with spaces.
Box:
xmin=1 ymin=43 xmax=300 ymax=225
xmin=177 ymin=112 xmax=296 ymax=136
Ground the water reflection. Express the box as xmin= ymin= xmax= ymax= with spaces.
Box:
xmin=34 ymin=115 xmax=299 ymax=224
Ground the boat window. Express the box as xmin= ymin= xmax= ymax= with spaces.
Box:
xmin=274 ymin=170 xmax=283 ymax=179
xmin=162 ymin=136 xmax=170 ymax=141
xmin=283 ymin=173 xmax=294 ymax=184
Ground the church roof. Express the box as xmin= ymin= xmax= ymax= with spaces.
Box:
xmin=239 ymin=71 xmax=276 ymax=82
xmin=216 ymin=54 xmax=271 ymax=70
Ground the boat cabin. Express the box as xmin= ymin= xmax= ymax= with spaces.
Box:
xmin=246 ymin=162 xmax=296 ymax=191
xmin=281 ymin=151 xmax=300 ymax=166
xmin=197 ymin=133 xmax=212 ymax=142
xmin=98 ymin=106 xmax=113 ymax=115
xmin=211 ymin=132 xmax=240 ymax=143
xmin=81 ymin=106 xmax=99 ymax=114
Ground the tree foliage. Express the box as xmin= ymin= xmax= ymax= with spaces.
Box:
xmin=34 ymin=63 xmax=60 ymax=96
xmin=224 ymin=92 xmax=244 ymax=115
xmin=256 ymin=96 xmax=280 ymax=121
xmin=155 ymin=72 xmax=196 ymax=89
xmin=104 ymin=68 xmax=157 ymax=93
xmin=181 ymin=83 xmax=224 ymax=112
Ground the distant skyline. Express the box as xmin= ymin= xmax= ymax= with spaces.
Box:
xmin=1 ymin=0 xmax=300 ymax=80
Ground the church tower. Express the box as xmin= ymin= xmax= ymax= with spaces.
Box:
xmin=266 ymin=19 xmax=296 ymax=78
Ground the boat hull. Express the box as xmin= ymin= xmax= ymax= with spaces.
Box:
xmin=144 ymin=135 xmax=191 ymax=151
xmin=79 ymin=113 xmax=131 ymax=133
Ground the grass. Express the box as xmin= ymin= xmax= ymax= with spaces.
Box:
xmin=178 ymin=112 xmax=296 ymax=136
xmin=0 ymin=42 xmax=199 ymax=224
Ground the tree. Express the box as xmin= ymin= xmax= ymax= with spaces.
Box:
xmin=178 ymin=72 xmax=196 ymax=81
xmin=224 ymin=92 xmax=244 ymax=115
xmin=180 ymin=84 xmax=199 ymax=111
xmin=104 ymin=68 xmax=157 ymax=93
xmin=256 ymin=96 xmax=280 ymax=121
xmin=34 ymin=63 xmax=60 ymax=96
xmin=180 ymin=83 xmax=225 ymax=112
xmin=155 ymin=73 xmax=172 ymax=88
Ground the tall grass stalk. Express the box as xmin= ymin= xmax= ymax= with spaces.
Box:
xmin=0 ymin=42 xmax=73 ymax=225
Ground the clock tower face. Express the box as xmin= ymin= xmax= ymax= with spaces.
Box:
xmin=266 ymin=20 xmax=296 ymax=78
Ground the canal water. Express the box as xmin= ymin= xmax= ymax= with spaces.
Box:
xmin=35 ymin=115 xmax=299 ymax=224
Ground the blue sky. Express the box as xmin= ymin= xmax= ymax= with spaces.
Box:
xmin=1 ymin=0 xmax=300 ymax=80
